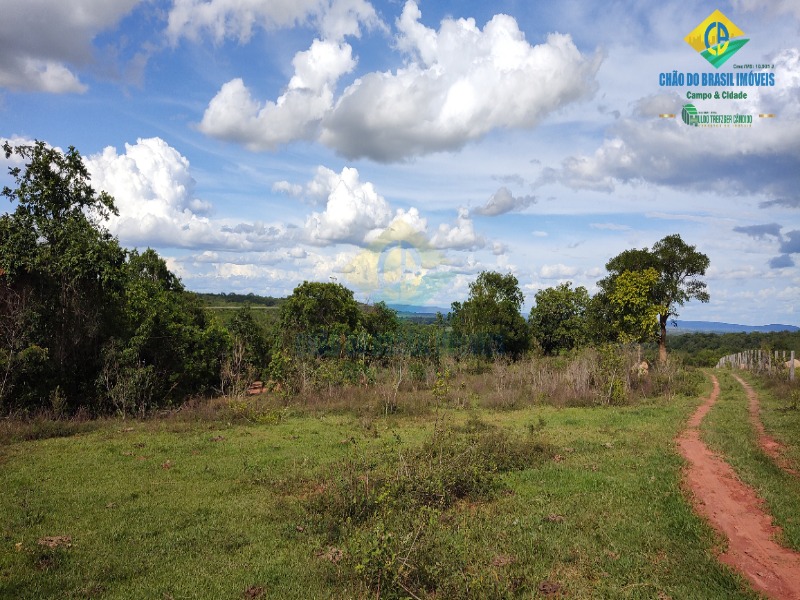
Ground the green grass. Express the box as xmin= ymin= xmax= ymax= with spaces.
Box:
xmin=1 ymin=390 xmax=763 ymax=599
xmin=751 ymin=374 xmax=800 ymax=469
xmin=702 ymin=370 xmax=800 ymax=551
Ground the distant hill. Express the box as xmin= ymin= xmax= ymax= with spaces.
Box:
xmin=673 ymin=320 xmax=799 ymax=333
xmin=386 ymin=304 xmax=449 ymax=323
xmin=387 ymin=304 xmax=449 ymax=315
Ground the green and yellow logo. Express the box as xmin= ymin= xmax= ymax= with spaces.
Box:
xmin=685 ymin=9 xmax=748 ymax=68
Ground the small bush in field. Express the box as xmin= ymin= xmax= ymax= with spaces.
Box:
xmin=345 ymin=506 xmax=521 ymax=600
xmin=307 ymin=421 xmax=550 ymax=598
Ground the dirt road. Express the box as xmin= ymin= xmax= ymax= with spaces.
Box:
xmin=732 ymin=373 xmax=798 ymax=477
xmin=677 ymin=374 xmax=800 ymax=600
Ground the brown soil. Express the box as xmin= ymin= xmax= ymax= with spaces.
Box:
xmin=732 ymin=373 xmax=798 ymax=477
xmin=678 ymin=374 xmax=800 ymax=600
xmin=247 ymin=381 xmax=265 ymax=395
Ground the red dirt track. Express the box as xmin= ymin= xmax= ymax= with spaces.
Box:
xmin=733 ymin=373 xmax=799 ymax=477
xmin=677 ymin=374 xmax=800 ymax=600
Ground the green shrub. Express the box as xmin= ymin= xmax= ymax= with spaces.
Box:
xmin=307 ymin=422 xmax=550 ymax=598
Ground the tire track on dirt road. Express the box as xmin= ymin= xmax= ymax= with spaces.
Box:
xmin=732 ymin=373 xmax=798 ymax=477
xmin=678 ymin=374 xmax=800 ymax=600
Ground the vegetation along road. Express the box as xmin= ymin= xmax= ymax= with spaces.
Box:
xmin=1 ymin=369 xmax=798 ymax=599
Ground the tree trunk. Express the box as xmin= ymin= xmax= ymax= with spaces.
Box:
xmin=659 ymin=314 xmax=668 ymax=364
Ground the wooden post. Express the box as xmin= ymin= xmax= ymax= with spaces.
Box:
xmin=791 ymin=351 xmax=796 ymax=382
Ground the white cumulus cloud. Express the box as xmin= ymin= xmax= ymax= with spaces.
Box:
xmin=199 ymin=39 xmax=356 ymax=150
xmin=431 ymin=207 xmax=485 ymax=250
xmin=197 ymin=1 xmax=601 ymax=161
xmin=304 ymin=166 xmax=394 ymax=244
xmin=319 ymin=1 xmax=601 ymax=161
xmin=274 ymin=164 xmax=358 ymax=205
xmin=540 ymin=263 xmax=578 ymax=279
xmin=86 ymin=137 xmax=288 ymax=250
xmin=318 ymin=0 xmax=384 ymax=41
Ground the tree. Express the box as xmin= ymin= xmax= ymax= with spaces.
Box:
xmin=280 ymin=281 xmax=361 ymax=336
xmin=103 ymin=248 xmax=227 ymax=411
xmin=362 ymin=301 xmax=400 ymax=337
xmin=450 ymin=271 xmax=529 ymax=358
xmin=528 ymin=282 xmax=590 ymax=355
xmin=1 ymin=141 xmax=126 ymax=408
xmin=606 ymin=268 xmax=662 ymax=344
xmin=1 ymin=141 xmax=225 ymax=413
xmin=601 ymin=234 xmax=710 ymax=362
xmin=227 ymin=303 xmax=271 ymax=373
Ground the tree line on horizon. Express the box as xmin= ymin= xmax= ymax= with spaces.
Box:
xmin=2 ymin=141 xmax=713 ymax=415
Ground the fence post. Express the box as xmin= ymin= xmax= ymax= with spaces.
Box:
xmin=792 ymin=351 xmax=796 ymax=382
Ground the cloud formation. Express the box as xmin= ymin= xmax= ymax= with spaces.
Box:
xmin=0 ymin=0 xmax=141 ymax=93
xmin=279 ymin=165 xmax=489 ymax=251
xmin=274 ymin=164 xmax=359 ymax=205
xmin=472 ymin=187 xmax=536 ymax=216
xmin=539 ymin=263 xmax=578 ymax=279
xmin=199 ymin=39 xmax=357 ymax=149
xmin=197 ymin=1 xmax=600 ymax=161
xmin=769 ymin=254 xmax=794 ymax=268
xmin=167 ymin=0 xmax=319 ymax=43
xmin=320 ymin=1 xmax=600 ymax=161
xmin=86 ymin=137 xmax=288 ymax=250
xmin=303 ymin=166 xmax=394 ymax=244
xmin=430 ymin=208 xmax=485 ymax=250
xmin=732 ymin=223 xmax=800 ymax=269
xmin=780 ymin=230 xmax=800 ymax=255
xmin=167 ymin=0 xmax=381 ymax=43
xmin=733 ymin=223 xmax=783 ymax=240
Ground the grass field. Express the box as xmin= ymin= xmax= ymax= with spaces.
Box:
xmin=2 ymin=373 xmax=792 ymax=599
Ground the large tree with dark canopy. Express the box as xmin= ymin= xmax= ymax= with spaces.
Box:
xmin=1 ymin=141 xmax=126 ymax=408
xmin=528 ymin=282 xmax=590 ymax=355
xmin=600 ymin=234 xmax=710 ymax=362
xmin=450 ymin=271 xmax=530 ymax=358
xmin=1 ymin=141 xmax=225 ymax=413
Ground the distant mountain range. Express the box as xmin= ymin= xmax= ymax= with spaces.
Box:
xmin=388 ymin=304 xmax=449 ymax=316
xmin=387 ymin=305 xmax=798 ymax=334
xmin=672 ymin=320 xmax=799 ymax=333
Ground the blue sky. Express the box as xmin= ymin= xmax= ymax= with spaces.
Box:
xmin=2 ymin=0 xmax=799 ymax=324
